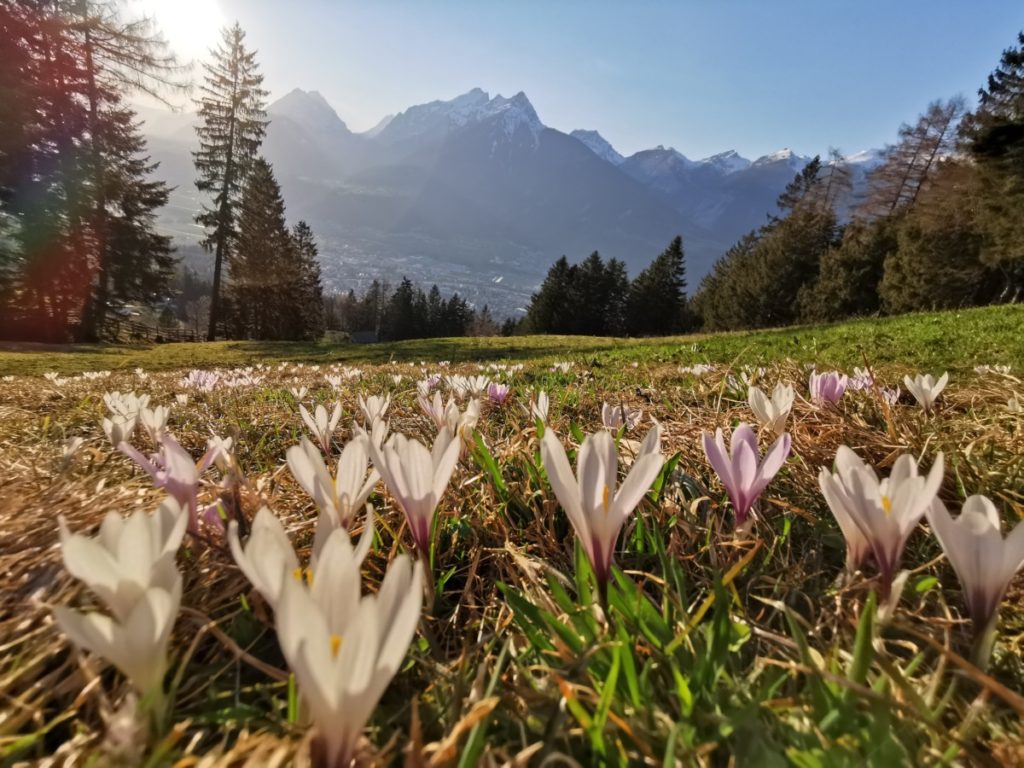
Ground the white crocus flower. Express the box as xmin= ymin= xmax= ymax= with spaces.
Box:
xmin=369 ymin=432 xmax=461 ymax=556
xmin=417 ymin=390 xmax=457 ymax=430
xmin=601 ymin=402 xmax=643 ymax=432
xmin=357 ymin=394 xmax=391 ymax=426
xmin=287 ymin=436 xmax=380 ymax=532
xmin=903 ymin=372 xmax=949 ymax=414
xmin=276 ymin=539 xmax=422 ymax=768
xmin=228 ymin=507 xmax=373 ymax=613
xmin=540 ymin=426 xmax=664 ymax=590
xmin=531 ymin=390 xmax=550 ymax=423
xmin=58 ymin=499 xmax=187 ymax=621
xmin=352 ymin=417 xmax=388 ymax=449
xmin=300 ymin=402 xmax=343 ymax=454
xmin=102 ymin=413 xmax=137 ymax=448
xmin=175 ymin=393 xmax=189 ymax=407
xmin=54 ymin=499 xmax=186 ymax=701
xmin=104 ymin=391 xmax=150 ymax=420
xmin=54 ymin=579 xmax=181 ymax=699
xmin=290 ymin=386 xmax=309 ymax=400
xmin=926 ymin=495 xmax=1024 ymax=666
xmin=817 ymin=446 xmax=943 ymax=596
xmin=748 ymin=383 xmax=794 ymax=437
xmin=139 ymin=406 xmax=170 ymax=445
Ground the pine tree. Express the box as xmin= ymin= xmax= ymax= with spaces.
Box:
xmin=604 ymin=257 xmax=630 ymax=336
xmin=774 ymin=156 xmax=822 ymax=217
xmin=228 ymin=157 xmax=295 ymax=339
xmin=857 ymin=98 xmax=966 ymax=220
xmin=525 ymin=256 xmax=577 ymax=333
xmin=798 ymin=217 xmax=898 ymax=322
xmin=963 ymin=31 xmax=1024 ymax=301
xmin=72 ymin=0 xmax=184 ymax=339
xmin=193 ymin=23 xmax=267 ymax=340
xmin=626 ymin=236 xmax=688 ymax=335
xmin=291 ymin=220 xmax=325 ymax=339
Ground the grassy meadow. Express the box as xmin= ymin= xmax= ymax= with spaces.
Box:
xmin=1 ymin=305 xmax=1023 ymax=765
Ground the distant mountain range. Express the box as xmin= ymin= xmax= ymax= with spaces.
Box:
xmin=137 ymin=88 xmax=882 ymax=317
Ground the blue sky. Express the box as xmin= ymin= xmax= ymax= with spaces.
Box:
xmin=146 ymin=0 xmax=1024 ymax=159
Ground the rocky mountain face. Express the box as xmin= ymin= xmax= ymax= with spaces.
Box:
xmin=141 ymin=87 xmax=875 ymax=317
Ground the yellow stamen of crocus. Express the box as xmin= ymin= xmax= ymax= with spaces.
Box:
xmin=292 ymin=567 xmax=313 ymax=585
xmin=602 ymin=484 xmax=611 ymax=514
xmin=330 ymin=634 xmax=342 ymax=657
xmin=881 ymin=495 xmax=893 ymax=515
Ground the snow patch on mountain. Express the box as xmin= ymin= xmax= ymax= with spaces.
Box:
xmin=752 ymin=147 xmax=812 ymax=170
xmin=570 ymin=129 xmax=625 ymax=165
xmin=699 ymin=150 xmax=751 ymax=174
xmin=379 ymin=87 xmax=544 ymax=147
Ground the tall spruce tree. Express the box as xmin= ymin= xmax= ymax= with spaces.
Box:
xmin=291 ymin=220 xmax=325 ymax=339
xmin=626 ymin=236 xmax=688 ymax=336
xmin=193 ymin=22 xmax=267 ymax=340
xmin=228 ymin=157 xmax=295 ymax=339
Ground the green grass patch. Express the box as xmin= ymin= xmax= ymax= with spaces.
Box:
xmin=1 ymin=304 xmax=1020 ymax=377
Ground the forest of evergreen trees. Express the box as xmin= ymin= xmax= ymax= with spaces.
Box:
xmin=0 ymin=2 xmax=478 ymax=344
xmin=690 ymin=35 xmax=1024 ymax=332
xmin=2 ymin=2 xmax=1023 ymax=343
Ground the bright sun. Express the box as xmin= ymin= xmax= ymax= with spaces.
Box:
xmin=134 ymin=0 xmax=227 ymax=62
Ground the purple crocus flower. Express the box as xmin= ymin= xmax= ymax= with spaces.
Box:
xmin=487 ymin=382 xmax=510 ymax=405
xmin=120 ymin=433 xmax=221 ymax=533
xmin=809 ymin=371 xmax=849 ymax=406
xmin=702 ymin=423 xmax=791 ymax=528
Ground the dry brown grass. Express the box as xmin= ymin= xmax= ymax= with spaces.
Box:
xmin=1 ymin=357 xmax=1023 ymax=765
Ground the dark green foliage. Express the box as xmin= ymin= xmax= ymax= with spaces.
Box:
xmin=798 ymin=217 xmax=899 ymax=322
xmin=291 ymin=221 xmax=326 ymax=340
xmin=525 ymin=252 xmax=631 ymax=335
xmin=963 ymin=31 xmax=1024 ymax=301
xmin=324 ymin=278 xmax=483 ymax=340
xmin=625 ymin=235 xmax=688 ymax=335
xmin=228 ymin=158 xmax=314 ymax=340
xmin=193 ymin=22 xmax=268 ymax=340
xmin=0 ymin=0 xmax=177 ymax=341
xmin=694 ymin=205 xmax=838 ymax=331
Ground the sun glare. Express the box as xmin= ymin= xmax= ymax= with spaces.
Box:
xmin=135 ymin=0 xmax=226 ymax=62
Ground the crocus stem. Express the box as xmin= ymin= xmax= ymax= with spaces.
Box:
xmin=971 ymin=616 xmax=999 ymax=671
xmin=419 ymin=553 xmax=436 ymax=610
xmin=141 ymin=684 xmax=168 ymax=739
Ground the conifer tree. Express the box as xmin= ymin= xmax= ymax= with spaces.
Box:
xmin=193 ymin=22 xmax=267 ymax=340
xmin=72 ymin=0 xmax=184 ymax=339
xmin=526 ymin=256 xmax=577 ymax=333
xmin=857 ymin=98 xmax=965 ymax=220
xmin=228 ymin=157 xmax=295 ymax=339
xmin=626 ymin=236 xmax=687 ymax=335
xmin=963 ymin=31 xmax=1024 ymax=301
xmin=291 ymin=220 xmax=325 ymax=339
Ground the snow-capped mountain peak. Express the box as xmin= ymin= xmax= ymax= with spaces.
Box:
xmin=752 ymin=147 xmax=811 ymax=170
xmin=484 ymin=91 xmax=544 ymax=142
xmin=699 ymin=149 xmax=751 ymax=174
xmin=570 ymin=129 xmax=625 ymax=165
xmin=376 ymin=87 xmax=544 ymax=146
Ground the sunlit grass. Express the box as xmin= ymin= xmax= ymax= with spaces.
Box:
xmin=1 ymin=304 xmax=1021 ymax=377
xmin=1 ymin=307 xmax=1023 ymax=764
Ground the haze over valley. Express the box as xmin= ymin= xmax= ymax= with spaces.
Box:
xmin=140 ymin=88 xmax=879 ymax=316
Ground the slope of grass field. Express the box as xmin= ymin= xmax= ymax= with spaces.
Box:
xmin=1 ymin=303 xmax=1021 ymax=377
xmin=1 ymin=305 xmax=1023 ymax=765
